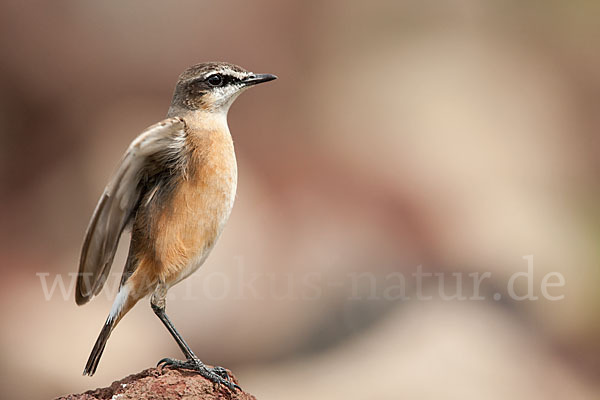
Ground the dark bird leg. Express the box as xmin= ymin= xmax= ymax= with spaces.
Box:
xmin=151 ymin=286 xmax=240 ymax=391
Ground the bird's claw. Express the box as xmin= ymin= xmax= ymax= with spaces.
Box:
xmin=157 ymin=357 xmax=174 ymax=368
xmin=157 ymin=357 xmax=240 ymax=391
xmin=211 ymin=366 xmax=231 ymax=381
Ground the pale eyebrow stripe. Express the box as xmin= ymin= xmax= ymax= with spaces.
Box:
xmin=204 ymin=69 xmax=248 ymax=80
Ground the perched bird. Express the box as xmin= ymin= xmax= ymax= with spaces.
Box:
xmin=75 ymin=62 xmax=276 ymax=390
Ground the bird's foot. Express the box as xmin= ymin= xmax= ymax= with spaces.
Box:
xmin=157 ymin=357 xmax=240 ymax=392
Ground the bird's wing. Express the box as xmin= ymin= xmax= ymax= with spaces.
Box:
xmin=75 ymin=117 xmax=187 ymax=305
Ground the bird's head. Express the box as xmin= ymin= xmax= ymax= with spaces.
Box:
xmin=169 ymin=62 xmax=276 ymax=116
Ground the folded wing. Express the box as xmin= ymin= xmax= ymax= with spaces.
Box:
xmin=76 ymin=117 xmax=187 ymax=305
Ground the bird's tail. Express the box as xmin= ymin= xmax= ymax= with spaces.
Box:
xmin=83 ymin=318 xmax=114 ymax=376
xmin=83 ymin=281 xmax=136 ymax=376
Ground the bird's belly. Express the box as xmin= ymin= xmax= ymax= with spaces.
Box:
xmin=154 ymin=156 xmax=237 ymax=287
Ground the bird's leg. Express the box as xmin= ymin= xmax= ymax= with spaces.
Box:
xmin=150 ymin=284 xmax=240 ymax=391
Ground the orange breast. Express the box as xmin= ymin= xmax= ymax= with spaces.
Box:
xmin=129 ymin=126 xmax=237 ymax=295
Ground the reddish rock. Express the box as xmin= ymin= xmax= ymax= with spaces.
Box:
xmin=56 ymin=367 xmax=255 ymax=400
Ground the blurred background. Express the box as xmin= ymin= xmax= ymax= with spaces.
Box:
xmin=1 ymin=0 xmax=599 ymax=398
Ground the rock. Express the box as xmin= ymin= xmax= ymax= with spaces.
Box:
xmin=55 ymin=367 xmax=256 ymax=400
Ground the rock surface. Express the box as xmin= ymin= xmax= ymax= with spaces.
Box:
xmin=55 ymin=367 xmax=255 ymax=400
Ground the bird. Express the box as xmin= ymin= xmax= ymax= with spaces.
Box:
xmin=75 ymin=62 xmax=276 ymax=391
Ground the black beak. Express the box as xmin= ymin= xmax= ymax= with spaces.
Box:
xmin=243 ymin=73 xmax=277 ymax=87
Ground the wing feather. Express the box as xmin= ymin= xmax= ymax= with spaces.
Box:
xmin=75 ymin=117 xmax=186 ymax=305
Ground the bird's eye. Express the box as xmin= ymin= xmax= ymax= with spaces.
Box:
xmin=207 ymin=74 xmax=224 ymax=87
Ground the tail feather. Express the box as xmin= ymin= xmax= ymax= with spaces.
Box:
xmin=83 ymin=319 xmax=114 ymax=376
xmin=83 ymin=283 xmax=134 ymax=376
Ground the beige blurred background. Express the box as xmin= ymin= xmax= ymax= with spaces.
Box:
xmin=1 ymin=0 xmax=599 ymax=399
